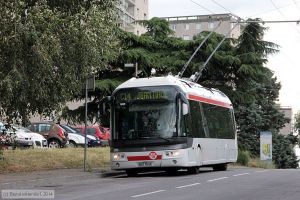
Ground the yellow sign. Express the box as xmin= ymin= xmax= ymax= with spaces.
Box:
xmin=260 ymin=131 xmax=272 ymax=161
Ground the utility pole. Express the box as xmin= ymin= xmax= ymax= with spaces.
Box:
xmin=83 ymin=78 xmax=88 ymax=172
xmin=124 ymin=63 xmax=138 ymax=77
xmin=135 ymin=62 xmax=138 ymax=77
xmin=82 ymin=75 xmax=95 ymax=172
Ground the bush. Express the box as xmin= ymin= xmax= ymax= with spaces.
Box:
xmin=248 ymin=158 xmax=276 ymax=169
xmin=237 ymin=150 xmax=250 ymax=166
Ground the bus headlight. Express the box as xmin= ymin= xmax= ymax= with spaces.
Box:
xmin=112 ymin=153 xmax=126 ymax=161
xmin=165 ymin=150 xmax=182 ymax=158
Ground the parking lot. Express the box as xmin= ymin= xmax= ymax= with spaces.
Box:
xmin=0 ymin=122 xmax=110 ymax=149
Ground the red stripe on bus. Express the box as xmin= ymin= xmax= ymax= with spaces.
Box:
xmin=127 ymin=155 xmax=162 ymax=161
xmin=188 ymin=94 xmax=232 ymax=108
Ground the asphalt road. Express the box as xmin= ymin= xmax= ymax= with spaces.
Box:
xmin=3 ymin=167 xmax=300 ymax=200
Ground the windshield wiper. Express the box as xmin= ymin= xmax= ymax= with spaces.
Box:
xmin=135 ymin=136 xmax=172 ymax=142
xmin=154 ymin=136 xmax=172 ymax=142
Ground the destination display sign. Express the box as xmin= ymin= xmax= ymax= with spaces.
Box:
xmin=115 ymin=87 xmax=177 ymax=102
xmin=120 ymin=91 xmax=166 ymax=101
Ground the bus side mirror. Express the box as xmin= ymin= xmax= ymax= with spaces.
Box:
xmin=99 ymin=96 xmax=111 ymax=116
xmin=182 ymin=103 xmax=189 ymax=115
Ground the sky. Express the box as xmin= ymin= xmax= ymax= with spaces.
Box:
xmin=149 ymin=0 xmax=300 ymax=115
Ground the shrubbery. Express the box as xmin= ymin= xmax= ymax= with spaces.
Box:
xmin=1 ymin=129 xmax=17 ymax=150
xmin=247 ymin=158 xmax=276 ymax=169
xmin=237 ymin=133 xmax=299 ymax=169
xmin=237 ymin=150 xmax=250 ymax=166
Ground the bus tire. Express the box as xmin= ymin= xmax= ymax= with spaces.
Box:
xmin=213 ymin=163 xmax=228 ymax=171
xmin=187 ymin=167 xmax=200 ymax=174
xmin=126 ymin=170 xmax=138 ymax=177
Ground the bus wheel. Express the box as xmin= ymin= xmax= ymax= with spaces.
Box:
xmin=213 ymin=164 xmax=228 ymax=171
xmin=126 ymin=170 xmax=138 ymax=177
xmin=187 ymin=167 xmax=200 ymax=174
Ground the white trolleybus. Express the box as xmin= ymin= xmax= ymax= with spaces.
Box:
xmin=106 ymin=75 xmax=237 ymax=176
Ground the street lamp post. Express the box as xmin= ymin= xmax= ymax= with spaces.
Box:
xmin=125 ymin=63 xmax=138 ymax=77
xmin=82 ymin=75 xmax=95 ymax=172
xmin=83 ymin=78 xmax=88 ymax=172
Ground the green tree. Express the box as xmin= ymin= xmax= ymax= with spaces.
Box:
xmin=61 ymin=18 xmax=189 ymax=125
xmin=273 ymin=133 xmax=299 ymax=168
xmin=295 ymin=112 xmax=300 ymax=135
xmin=61 ymin=17 xmax=297 ymax=168
xmin=230 ymin=21 xmax=287 ymax=157
xmin=294 ymin=111 xmax=300 ymax=146
xmin=0 ymin=0 xmax=119 ymax=125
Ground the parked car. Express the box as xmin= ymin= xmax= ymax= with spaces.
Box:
xmin=75 ymin=125 xmax=110 ymax=146
xmin=61 ymin=125 xmax=102 ymax=147
xmin=29 ymin=122 xmax=68 ymax=148
xmin=1 ymin=122 xmax=33 ymax=148
xmin=12 ymin=126 xmax=47 ymax=148
xmin=66 ymin=132 xmax=86 ymax=147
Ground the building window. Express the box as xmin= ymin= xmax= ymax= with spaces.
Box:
xmin=144 ymin=13 xmax=147 ymax=20
xmin=209 ymin=22 xmax=214 ymax=29
xmin=183 ymin=35 xmax=190 ymax=40
xmin=185 ymin=23 xmax=189 ymax=30
xmin=171 ymin=24 xmax=176 ymax=31
xmin=196 ymin=23 xmax=201 ymax=30
xmin=137 ymin=8 xmax=139 ymax=17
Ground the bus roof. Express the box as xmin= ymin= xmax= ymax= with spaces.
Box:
xmin=115 ymin=75 xmax=233 ymax=109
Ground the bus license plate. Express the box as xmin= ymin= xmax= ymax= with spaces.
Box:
xmin=138 ymin=161 xmax=153 ymax=167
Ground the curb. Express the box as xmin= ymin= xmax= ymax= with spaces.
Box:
xmin=0 ymin=169 xmax=126 ymax=189
xmin=100 ymin=170 xmax=126 ymax=178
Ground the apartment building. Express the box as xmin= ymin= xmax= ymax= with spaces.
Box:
xmin=161 ymin=13 xmax=242 ymax=40
xmin=117 ymin=0 xmax=149 ymax=35
xmin=278 ymin=106 xmax=293 ymax=136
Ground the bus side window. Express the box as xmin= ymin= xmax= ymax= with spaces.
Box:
xmin=184 ymin=115 xmax=190 ymax=136
xmin=180 ymin=109 xmax=189 ymax=137
xmin=201 ymin=103 xmax=235 ymax=139
xmin=188 ymin=100 xmax=206 ymax=138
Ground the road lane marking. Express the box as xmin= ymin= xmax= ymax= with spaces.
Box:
xmin=233 ymin=173 xmax=250 ymax=177
xmin=255 ymin=170 xmax=269 ymax=173
xmin=131 ymin=190 xmax=166 ymax=198
xmin=207 ymin=177 xmax=228 ymax=182
xmin=176 ymin=183 xmax=201 ymax=189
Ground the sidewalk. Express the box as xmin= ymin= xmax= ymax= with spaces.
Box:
xmin=0 ymin=168 xmax=124 ymax=189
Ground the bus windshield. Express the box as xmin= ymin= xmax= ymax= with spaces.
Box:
xmin=115 ymin=102 xmax=176 ymax=140
xmin=113 ymin=86 xmax=178 ymax=140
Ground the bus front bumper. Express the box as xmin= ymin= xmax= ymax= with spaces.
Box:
xmin=111 ymin=150 xmax=192 ymax=170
